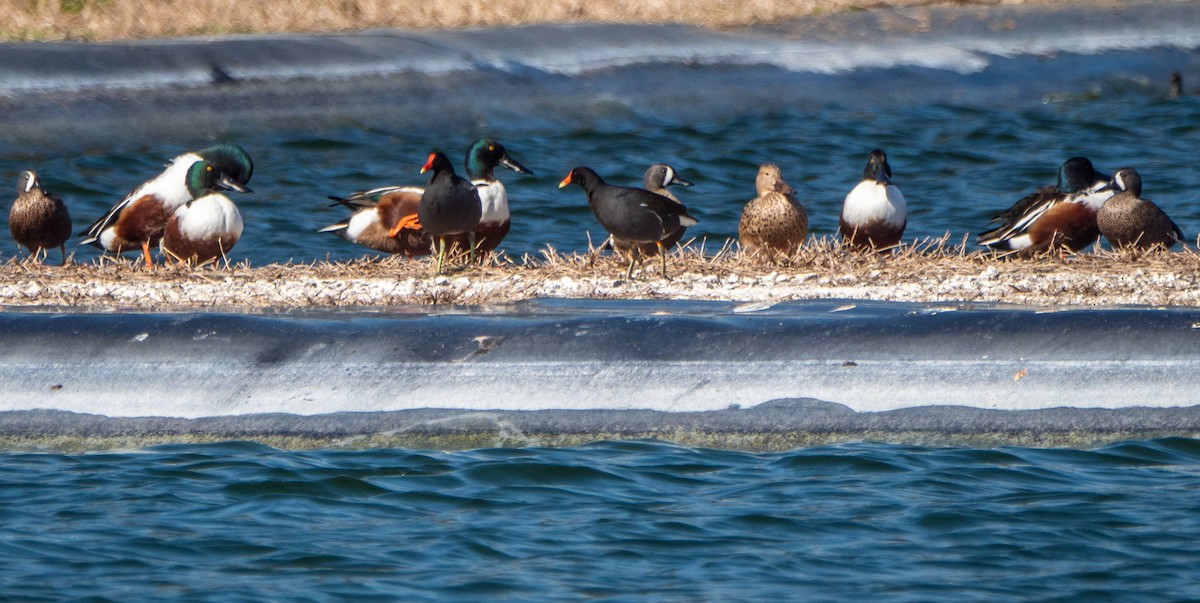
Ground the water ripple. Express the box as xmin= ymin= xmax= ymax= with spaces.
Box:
xmin=3 ymin=439 xmax=1200 ymax=599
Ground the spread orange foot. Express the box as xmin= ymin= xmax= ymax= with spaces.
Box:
xmin=388 ymin=214 xmax=422 ymax=238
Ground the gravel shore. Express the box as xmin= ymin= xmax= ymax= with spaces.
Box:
xmin=5 ymin=242 xmax=1197 ymax=309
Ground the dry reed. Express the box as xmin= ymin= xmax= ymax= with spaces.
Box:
xmin=2 ymin=238 xmax=1199 ymax=309
xmin=2 ymin=0 xmax=1047 ymax=41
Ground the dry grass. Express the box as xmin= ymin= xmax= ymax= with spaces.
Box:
xmin=3 ymin=237 xmax=1200 ymax=309
xmin=2 ymin=0 xmax=1056 ymax=41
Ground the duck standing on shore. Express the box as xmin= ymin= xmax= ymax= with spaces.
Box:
xmin=840 ymin=150 xmax=907 ymax=250
xmin=612 ymin=163 xmax=694 ymax=258
xmin=977 ymin=157 xmax=1112 ymax=255
xmin=10 ymin=170 xmax=72 ymax=265
xmin=322 ymin=139 xmax=531 ymax=258
xmin=738 ymin=163 xmax=806 ymax=257
xmin=1096 ymin=168 xmax=1184 ymax=249
xmin=160 ymin=160 xmax=252 ymax=266
xmin=560 ymin=166 xmax=697 ymax=279
xmin=80 ymin=144 xmax=253 ymax=268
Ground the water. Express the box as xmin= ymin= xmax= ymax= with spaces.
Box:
xmin=1 ymin=11 xmax=1199 ymax=265
xmin=3 ymin=9 xmax=1200 ymax=600
xmin=7 ymin=93 xmax=1198 ymax=266
xmin=2 ymin=439 xmax=1199 ymax=600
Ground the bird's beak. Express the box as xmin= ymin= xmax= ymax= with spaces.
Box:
xmin=558 ymin=172 xmax=573 ymax=188
xmin=421 ymin=153 xmax=436 ymax=174
xmin=672 ymin=175 xmax=694 ymax=187
xmin=217 ymin=172 xmax=252 ymax=193
xmin=499 ymin=154 xmax=533 ymax=175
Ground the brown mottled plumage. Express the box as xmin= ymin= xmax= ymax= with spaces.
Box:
xmin=10 ymin=170 xmax=72 ymax=265
xmin=1096 ymin=168 xmax=1184 ymax=249
xmin=738 ymin=164 xmax=807 ymax=256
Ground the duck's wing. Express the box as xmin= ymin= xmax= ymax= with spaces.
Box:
xmin=328 ymin=185 xmax=424 ymax=209
xmin=977 ymin=187 xmax=1062 ymax=247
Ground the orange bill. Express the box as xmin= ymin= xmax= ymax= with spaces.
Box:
xmin=420 ymin=152 xmax=437 ymax=174
xmin=558 ymin=172 xmax=573 ymax=188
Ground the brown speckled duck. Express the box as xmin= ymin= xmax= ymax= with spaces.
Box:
xmin=613 ymin=163 xmax=694 ymax=258
xmin=738 ymin=164 xmax=807 ymax=256
xmin=10 ymin=170 xmax=72 ymax=265
xmin=1096 ymin=167 xmax=1184 ymax=250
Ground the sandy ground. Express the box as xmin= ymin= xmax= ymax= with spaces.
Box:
xmin=4 ymin=241 xmax=1198 ymax=309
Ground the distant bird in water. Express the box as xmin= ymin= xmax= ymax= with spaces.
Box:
xmin=612 ymin=163 xmax=694 ymax=258
xmin=738 ymin=164 xmax=807 ymax=257
xmin=1168 ymin=71 xmax=1200 ymax=98
xmin=160 ymin=160 xmax=252 ymax=266
xmin=417 ymin=151 xmax=483 ymax=274
xmin=9 ymin=170 xmax=72 ymax=265
xmin=977 ymin=157 xmax=1112 ymax=255
xmin=560 ymin=166 xmax=697 ymax=280
xmin=1096 ymin=167 xmax=1184 ymax=250
xmin=840 ymin=150 xmax=907 ymax=250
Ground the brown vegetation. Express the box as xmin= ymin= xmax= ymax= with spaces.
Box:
xmin=2 ymin=237 xmax=1198 ymax=309
xmin=3 ymin=0 xmax=1043 ymax=41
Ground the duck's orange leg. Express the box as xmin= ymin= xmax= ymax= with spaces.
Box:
xmin=388 ymin=214 xmax=422 ymax=238
xmin=141 ymin=240 xmax=154 ymax=269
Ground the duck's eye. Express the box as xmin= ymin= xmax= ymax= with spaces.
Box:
xmin=489 ymin=146 xmax=495 ymax=151
xmin=206 ymin=165 xmax=213 ymax=172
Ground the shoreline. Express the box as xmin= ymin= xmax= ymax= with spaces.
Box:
xmin=4 ymin=242 xmax=1199 ymax=309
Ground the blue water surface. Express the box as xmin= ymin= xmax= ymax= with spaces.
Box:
xmin=2 ymin=57 xmax=1198 ymax=265
xmin=3 ymin=439 xmax=1200 ymax=601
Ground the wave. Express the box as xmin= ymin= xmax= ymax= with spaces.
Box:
xmin=3 ymin=2 xmax=1199 ymax=96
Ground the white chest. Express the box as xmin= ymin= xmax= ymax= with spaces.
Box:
xmin=473 ymin=179 xmax=509 ymax=224
xmin=842 ymin=180 xmax=907 ymax=226
xmin=175 ymin=194 xmax=244 ymax=241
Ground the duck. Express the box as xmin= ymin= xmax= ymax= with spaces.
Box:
xmin=160 ymin=160 xmax=252 ymax=266
xmin=1096 ymin=167 xmax=1184 ymax=250
xmin=840 ymin=150 xmax=907 ymax=250
xmin=738 ymin=164 xmax=807 ymax=256
xmin=80 ymin=144 xmax=253 ymax=268
xmin=10 ymin=170 xmax=72 ymax=265
xmin=559 ymin=166 xmax=697 ymax=279
xmin=612 ymin=163 xmax=694 ymax=257
xmin=322 ymin=139 xmax=531 ymax=258
xmin=977 ymin=157 xmax=1112 ymax=254
xmin=417 ymin=151 xmax=483 ymax=274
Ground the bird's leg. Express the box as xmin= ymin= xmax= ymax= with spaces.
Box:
xmin=658 ymin=241 xmax=669 ymax=280
xmin=467 ymin=231 xmax=477 ymax=268
xmin=141 ymin=240 xmax=154 ymax=270
xmin=625 ymin=246 xmax=639 ymax=280
xmin=388 ymin=214 xmax=422 ymax=238
xmin=60 ymin=245 xmax=67 ymax=266
xmin=434 ymin=237 xmax=446 ymax=275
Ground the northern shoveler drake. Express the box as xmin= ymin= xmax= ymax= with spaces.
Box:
xmin=10 ymin=170 xmax=72 ymax=265
xmin=977 ymin=157 xmax=1112 ymax=254
xmin=79 ymin=144 xmax=253 ymax=268
xmin=840 ymin=149 xmax=907 ymax=250
xmin=1096 ymin=167 xmax=1184 ymax=249
xmin=738 ymin=164 xmax=807 ymax=257
xmin=612 ymin=163 xmax=694 ymax=258
xmin=417 ymin=151 xmax=483 ymax=274
xmin=560 ymin=166 xmax=697 ymax=280
xmin=160 ymin=160 xmax=252 ymax=266
xmin=321 ymin=139 xmax=531 ymax=258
